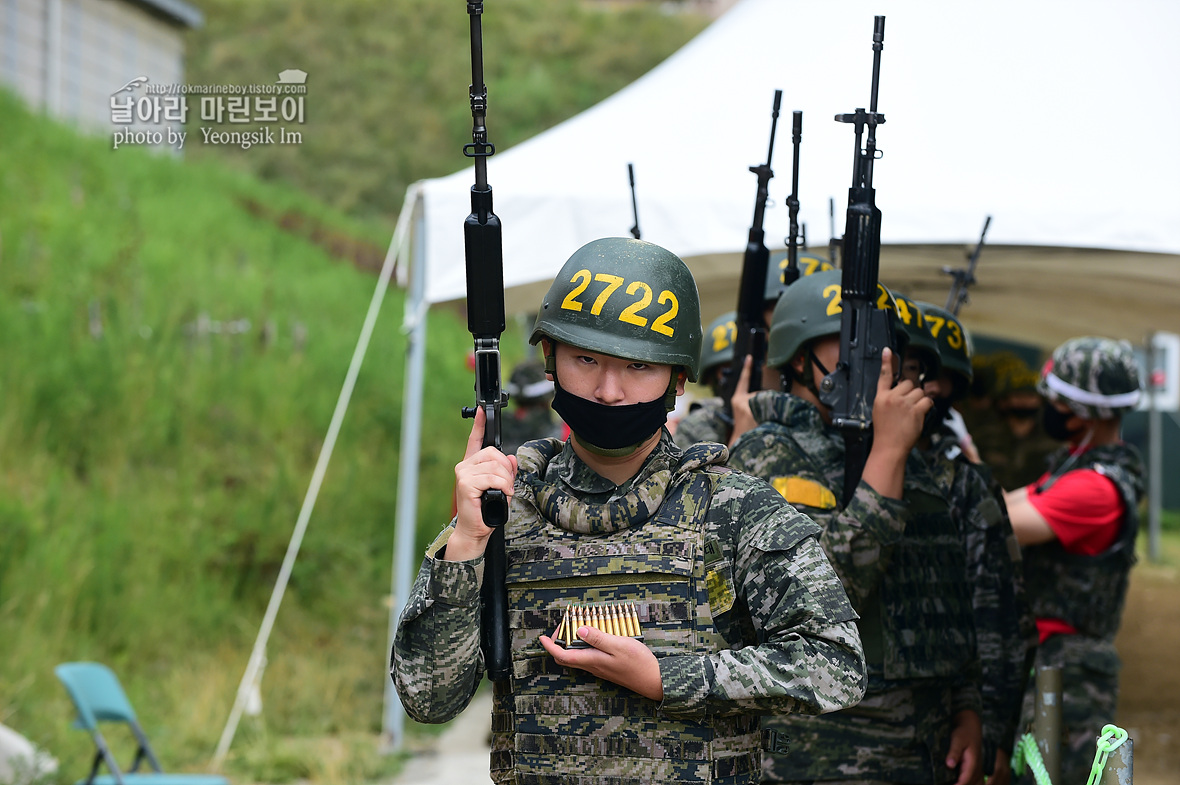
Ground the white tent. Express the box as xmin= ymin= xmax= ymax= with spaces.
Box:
xmin=384 ymin=0 xmax=1180 ymax=743
xmin=403 ymin=0 xmax=1180 ymax=314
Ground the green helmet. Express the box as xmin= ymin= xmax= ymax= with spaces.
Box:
xmin=916 ymin=302 xmax=973 ymax=387
xmin=530 ymin=238 xmax=703 ymax=381
xmin=1038 ymin=336 xmax=1141 ymax=420
xmin=892 ymin=293 xmax=940 ymax=375
xmin=767 ymin=251 xmax=835 ymax=303
xmin=701 ymin=311 xmax=737 ymax=376
xmin=766 ymin=268 xmax=897 ymax=369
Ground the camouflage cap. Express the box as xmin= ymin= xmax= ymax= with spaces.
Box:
xmin=1038 ymin=336 xmax=1142 ymax=419
xmin=506 ymin=359 xmax=553 ymax=403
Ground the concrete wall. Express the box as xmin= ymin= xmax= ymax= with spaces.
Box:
xmin=0 ymin=0 xmax=186 ymax=133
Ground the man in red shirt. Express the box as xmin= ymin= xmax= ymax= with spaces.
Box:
xmin=1003 ymin=337 xmax=1144 ymax=785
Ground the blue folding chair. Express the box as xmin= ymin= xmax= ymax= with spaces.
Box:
xmin=54 ymin=662 xmax=228 ymax=785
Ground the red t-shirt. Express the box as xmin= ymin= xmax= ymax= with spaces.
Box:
xmin=1026 ymin=467 xmax=1124 ymax=556
xmin=1025 ymin=454 xmax=1126 ymax=642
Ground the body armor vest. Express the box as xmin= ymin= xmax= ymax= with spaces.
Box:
xmin=858 ymin=455 xmax=977 ymax=681
xmin=1022 ymin=443 xmax=1143 ymax=641
xmin=491 ymin=439 xmax=758 ymax=785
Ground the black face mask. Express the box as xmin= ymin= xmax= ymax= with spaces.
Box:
xmin=551 ymin=378 xmax=668 ymax=456
xmin=1041 ymin=402 xmax=1082 ymax=442
xmin=923 ymin=395 xmax=955 ymax=439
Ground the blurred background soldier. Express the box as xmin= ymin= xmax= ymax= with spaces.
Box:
xmin=911 ymin=300 xmax=1037 ymax=785
xmin=972 ymin=354 xmax=1059 ymax=490
xmin=673 ymin=310 xmax=735 ymax=448
xmin=679 ymin=254 xmax=835 ymax=449
xmin=500 ymin=358 xmax=564 ymax=455
xmin=1005 ymin=337 xmax=1144 ymax=785
xmin=729 ymin=270 xmax=983 ymax=785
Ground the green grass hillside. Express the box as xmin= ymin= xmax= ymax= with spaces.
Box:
xmin=0 ymin=86 xmax=510 ymax=782
xmin=185 ymin=0 xmax=708 ymax=222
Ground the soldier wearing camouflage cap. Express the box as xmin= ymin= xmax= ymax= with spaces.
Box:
xmin=1004 ymin=337 xmax=1144 ymax=785
xmin=500 ymin=358 xmax=564 ymax=456
xmin=728 ymin=269 xmax=985 ymax=785
xmin=392 ymin=238 xmax=866 ymax=785
xmin=915 ymin=301 xmax=1037 ymax=785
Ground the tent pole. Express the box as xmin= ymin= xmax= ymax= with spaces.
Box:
xmin=1148 ymin=331 xmax=1162 ymax=563
xmin=211 ymin=186 xmax=406 ymax=772
xmin=382 ymin=198 xmax=428 ymax=751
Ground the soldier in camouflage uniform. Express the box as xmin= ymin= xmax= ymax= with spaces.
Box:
xmin=911 ymin=301 xmax=1038 ymax=785
xmin=1004 ymin=337 xmax=1144 ymax=785
xmin=500 ymin=359 xmax=565 ymax=456
xmin=728 ymin=270 xmax=984 ymax=785
xmin=392 ymin=238 xmax=866 ymax=785
xmin=673 ymin=310 xmax=736 ymax=449
xmin=676 ymin=254 xmax=834 ymax=449
xmin=973 ymin=357 xmax=1060 ymax=491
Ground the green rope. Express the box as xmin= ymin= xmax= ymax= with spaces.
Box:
xmin=1011 ymin=733 xmax=1054 ymax=785
xmin=1085 ymin=724 xmax=1129 ymax=785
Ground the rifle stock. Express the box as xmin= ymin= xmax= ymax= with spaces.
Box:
xmin=720 ymin=89 xmax=782 ymax=424
xmin=461 ymin=0 xmax=510 ymax=682
xmin=824 ymin=16 xmax=889 ymax=506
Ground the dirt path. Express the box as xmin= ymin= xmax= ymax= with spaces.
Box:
xmin=1112 ymin=556 xmax=1179 ymax=785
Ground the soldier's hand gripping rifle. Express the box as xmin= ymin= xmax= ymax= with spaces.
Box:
xmin=627 ymin=163 xmax=641 ymax=240
xmin=719 ymin=90 xmax=782 ymax=424
xmin=942 ymin=215 xmax=991 ymax=316
xmin=783 ymin=111 xmax=803 ymax=287
xmin=822 ymin=16 xmax=890 ymax=506
xmin=459 ymin=0 xmax=510 ymax=683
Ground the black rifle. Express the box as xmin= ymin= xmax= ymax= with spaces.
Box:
xmin=719 ymin=89 xmax=782 ymax=423
xmin=627 ymin=163 xmax=641 ymax=239
xmin=783 ymin=111 xmax=803 ymax=286
xmin=828 ymin=197 xmax=841 ymax=267
xmin=823 ymin=16 xmax=889 ymax=506
xmin=459 ymin=0 xmax=510 ymax=683
xmin=942 ymin=215 xmax=991 ymax=316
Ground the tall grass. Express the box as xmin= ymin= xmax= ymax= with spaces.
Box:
xmin=0 ymin=88 xmax=515 ymax=782
xmin=185 ymin=0 xmax=709 ymax=222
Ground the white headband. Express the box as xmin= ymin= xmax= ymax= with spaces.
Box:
xmin=1044 ymin=371 xmax=1140 ymax=408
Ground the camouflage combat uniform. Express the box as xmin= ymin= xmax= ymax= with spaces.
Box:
xmin=730 ymin=392 xmax=982 ymax=785
xmin=924 ymin=425 xmax=1037 ymax=775
xmin=1016 ymin=442 xmax=1144 ymax=785
xmin=673 ymin=396 xmax=730 ymax=449
xmin=392 ymin=431 xmax=866 ymax=785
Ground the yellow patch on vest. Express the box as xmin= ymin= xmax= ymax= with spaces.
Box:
xmin=706 ymin=567 xmax=735 ymax=616
xmin=771 ymin=476 xmax=838 ymax=509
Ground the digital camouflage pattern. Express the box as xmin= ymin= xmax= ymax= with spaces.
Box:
xmin=729 ymin=391 xmax=982 ymax=784
xmin=1038 ymin=337 xmax=1142 ymax=420
xmin=1024 ymin=443 xmax=1144 ymax=641
xmin=922 ymin=433 xmax=1036 ymax=768
xmin=1016 ymin=441 xmax=1143 ymax=785
xmin=673 ymin=396 xmax=730 ymax=450
xmin=392 ymin=430 xmax=866 ymax=785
